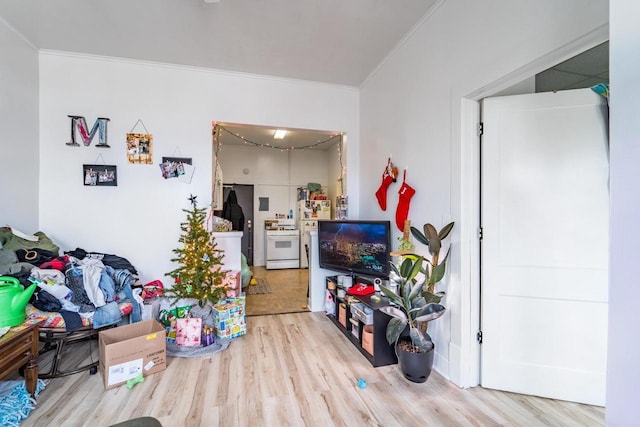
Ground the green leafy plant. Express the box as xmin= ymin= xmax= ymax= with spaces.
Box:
xmin=379 ymin=221 xmax=454 ymax=353
xmin=410 ymin=222 xmax=455 ymax=294
xmin=379 ymin=255 xmax=446 ymax=352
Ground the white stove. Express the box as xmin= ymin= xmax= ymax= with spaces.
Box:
xmin=265 ymin=219 xmax=300 ymax=269
xmin=265 ymin=218 xmax=296 ymax=230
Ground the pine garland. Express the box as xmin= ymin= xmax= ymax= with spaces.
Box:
xmin=166 ymin=195 xmax=229 ymax=307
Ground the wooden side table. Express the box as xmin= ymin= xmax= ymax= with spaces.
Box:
xmin=0 ymin=322 xmax=39 ymax=397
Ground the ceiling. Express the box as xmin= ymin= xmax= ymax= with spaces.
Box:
xmin=0 ymin=1 xmax=608 ymax=150
xmin=0 ymin=0 xmax=438 ymax=87
xmin=536 ymin=42 xmax=609 ymax=92
xmin=216 ymin=123 xmax=342 ymax=151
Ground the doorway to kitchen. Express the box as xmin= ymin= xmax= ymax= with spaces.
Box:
xmin=213 ymin=121 xmax=346 ymax=316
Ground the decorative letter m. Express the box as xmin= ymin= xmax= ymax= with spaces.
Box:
xmin=66 ymin=115 xmax=110 ymax=147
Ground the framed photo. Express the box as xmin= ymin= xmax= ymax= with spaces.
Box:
xmin=126 ymin=133 xmax=154 ymax=164
xmin=83 ymin=164 xmax=117 ymax=186
xmin=160 ymin=157 xmax=193 ymax=180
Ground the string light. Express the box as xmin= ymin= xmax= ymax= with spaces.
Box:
xmin=210 ymin=121 xmax=225 ymax=215
xmin=337 ymin=134 xmax=345 ymax=194
xmin=215 ymin=124 xmax=342 ymax=151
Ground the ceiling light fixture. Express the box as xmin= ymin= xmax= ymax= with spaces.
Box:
xmin=273 ymin=130 xmax=287 ymax=139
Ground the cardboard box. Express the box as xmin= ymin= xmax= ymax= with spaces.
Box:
xmin=338 ymin=303 xmax=347 ymax=327
xmin=362 ymin=324 xmax=374 ymax=355
xmin=99 ymin=319 xmax=167 ymax=390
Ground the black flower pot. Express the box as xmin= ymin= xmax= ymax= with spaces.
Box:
xmin=396 ymin=339 xmax=435 ymax=383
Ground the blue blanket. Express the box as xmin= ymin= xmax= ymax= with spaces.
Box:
xmin=0 ymin=379 xmax=46 ymax=427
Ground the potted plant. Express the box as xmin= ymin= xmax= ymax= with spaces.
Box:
xmin=410 ymin=221 xmax=455 ymax=295
xmin=379 ymin=221 xmax=454 ymax=383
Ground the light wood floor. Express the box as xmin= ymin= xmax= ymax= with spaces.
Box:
xmin=23 ymin=311 xmax=604 ymax=426
xmin=246 ymin=266 xmax=309 ymax=316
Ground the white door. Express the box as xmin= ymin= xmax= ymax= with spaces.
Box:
xmin=480 ymin=89 xmax=609 ymax=405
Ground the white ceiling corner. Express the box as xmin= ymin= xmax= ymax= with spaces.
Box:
xmin=0 ymin=0 xmax=439 ymax=87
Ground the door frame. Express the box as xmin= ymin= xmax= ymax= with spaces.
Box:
xmin=456 ymin=25 xmax=609 ymax=388
xmin=222 ymin=183 xmax=254 ymax=265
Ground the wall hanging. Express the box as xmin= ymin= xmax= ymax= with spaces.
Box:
xmin=375 ymin=156 xmax=399 ymax=211
xmin=126 ymin=119 xmax=153 ymax=164
xmin=83 ymin=164 xmax=117 ymax=187
xmin=66 ymin=115 xmax=110 ymax=147
xmin=160 ymin=156 xmax=194 ymax=183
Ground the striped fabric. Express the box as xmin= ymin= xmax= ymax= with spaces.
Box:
xmin=26 ymin=302 xmax=133 ymax=329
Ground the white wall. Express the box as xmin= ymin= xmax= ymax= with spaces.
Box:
xmin=0 ymin=19 xmax=39 ymax=231
xmin=359 ymin=0 xmax=609 ymax=384
xmin=38 ymin=51 xmax=358 ymax=283
xmin=606 ymin=1 xmax=640 ymax=424
xmin=217 ymin=144 xmax=332 ymax=265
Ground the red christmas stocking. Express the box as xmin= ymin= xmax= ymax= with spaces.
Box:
xmin=395 ymin=169 xmax=415 ymax=231
xmin=375 ymin=158 xmax=394 ymax=211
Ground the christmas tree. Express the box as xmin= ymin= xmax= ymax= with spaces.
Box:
xmin=166 ymin=194 xmax=229 ymax=307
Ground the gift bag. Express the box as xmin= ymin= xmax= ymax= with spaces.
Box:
xmin=175 ymin=317 xmax=202 ymax=347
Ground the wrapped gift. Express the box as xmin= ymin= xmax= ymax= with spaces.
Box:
xmin=175 ymin=317 xmax=202 ymax=346
xmin=159 ymin=308 xmax=177 ymax=327
xmin=212 ymin=293 xmax=246 ymax=339
xmin=176 ymin=305 xmax=191 ymax=318
xmin=201 ymin=325 xmax=216 ymax=347
xmin=222 ymin=271 xmax=241 ymax=292
xmin=165 ymin=320 xmax=177 ymax=344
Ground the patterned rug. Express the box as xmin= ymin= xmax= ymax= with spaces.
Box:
xmin=244 ymin=278 xmax=273 ymax=295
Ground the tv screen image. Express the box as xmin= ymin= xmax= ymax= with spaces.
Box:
xmin=317 ymin=220 xmax=391 ymax=279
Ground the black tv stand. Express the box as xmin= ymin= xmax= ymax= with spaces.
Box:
xmin=326 ymin=275 xmax=397 ymax=367
xmin=354 ymin=275 xmax=372 ymax=285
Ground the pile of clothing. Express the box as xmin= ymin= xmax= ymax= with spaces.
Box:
xmin=0 ymin=227 xmax=142 ymax=332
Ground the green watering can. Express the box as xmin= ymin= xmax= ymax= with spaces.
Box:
xmin=0 ymin=276 xmax=37 ymax=328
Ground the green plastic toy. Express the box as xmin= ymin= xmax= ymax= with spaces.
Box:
xmin=0 ymin=276 xmax=37 ymax=327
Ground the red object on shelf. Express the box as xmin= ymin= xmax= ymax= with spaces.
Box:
xmin=347 ymin=284 xmax=375 ymax=296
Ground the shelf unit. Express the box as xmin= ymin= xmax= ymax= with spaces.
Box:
xmin=326 ymin=276 xmax=397 ymax=367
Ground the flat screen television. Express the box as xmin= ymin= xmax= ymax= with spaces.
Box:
xmin=317 ymin=220 xmax=391 ymax=280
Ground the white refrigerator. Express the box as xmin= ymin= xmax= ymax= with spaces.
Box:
xmin=297 ymin=199 xmax=330 ymax=268
xmin=297 ymin=199 xmax=331 ymax=220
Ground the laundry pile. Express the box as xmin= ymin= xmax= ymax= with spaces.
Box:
xmin=0 ymin=226 xmax=143 ymax=331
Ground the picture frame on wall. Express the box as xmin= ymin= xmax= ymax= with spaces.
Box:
xmin=83 ymin=164 xmax=117 ymax=186
xmin=126 ymin=133 xmax=154 ymax=164
xmin=160 ymin=156 xmax=194 ymax=182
